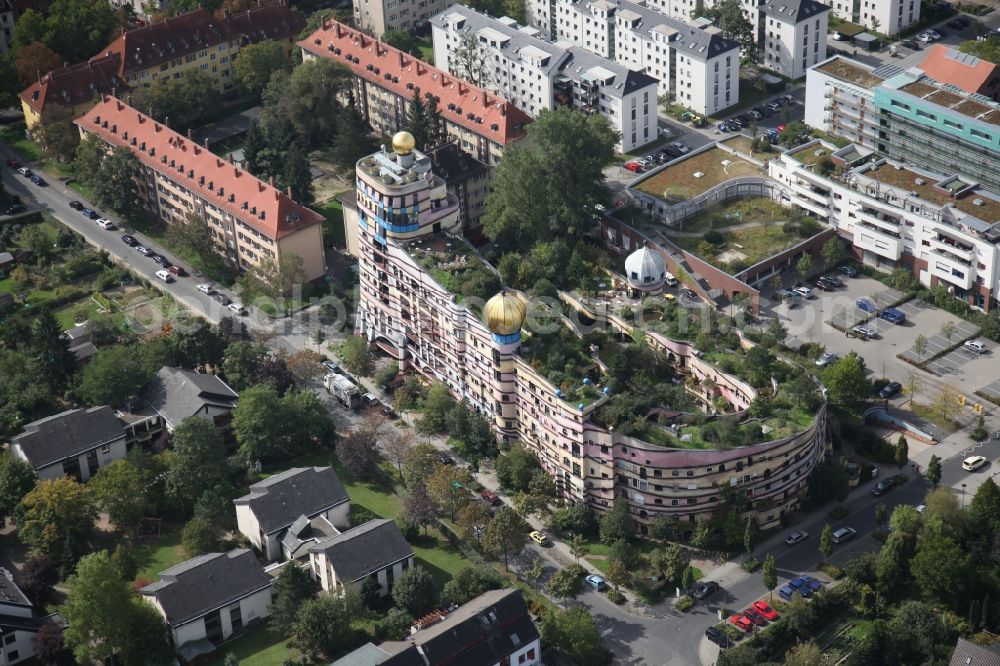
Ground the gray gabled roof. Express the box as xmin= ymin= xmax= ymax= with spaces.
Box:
xmin=10 ymin=407 xmax=126 ymax=470
xmin=561 ymin=46 xmax=659 ymax=95
xmin=140 ymin=366 xmax=238 ymax=429
xmin=950 ymin=637 xmax=1000 ymax=666
xmin=234 ymin=467 xmax=349 ymax=535
xmin=308 ymin=519 xmax=413 ymax=583
xmin=140 ymin=549 xmax=271 ymax=627
xmin=595 ymin=0 xmax=740 ymax=61
xmin=762 ymin=0 xmax=829 ymax=23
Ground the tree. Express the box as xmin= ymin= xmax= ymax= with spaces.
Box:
xmin=911 ymin=530 xmax=970 ymax=608
xmin=940 ymin=321 xmax=956 ymax=345
xmin=599 ymin=498 xmax=634 ymax=545
xmin=222 ymin=340 xmax=268 ymax=391
xmin=606 ymin=558 xmax=632 ymax=593
xmin=417 ymin=383 xmax=455 ymax=434
xmin=796 ymin=253 xmax=814 ymax=279
xmin=180 ymin=514 xmax=221 ymax=556
xmin=547 ymin=566 xmax=583 ymax=607
xmin=339 ymin=336 xmax=372 ymax=375
xmin=392 ymin=566 xmax=436 ymax=616
xmin=704 ymin=0 xmax=758 ymax=59
xmin=330 ymin=96 xmax=377 ymax=168
xmin=925 ymin=454 xmax=942 ymax=488
xmin=282 ymin=141 xmax=314 ymax=205
xmin=133 ymin=69 xmax=221 ymax=132
xmin=482 ymin=107 xmax=617 ymax=253
xmin=34 ymin=619 xmax=68 ymax=666
xmin=232 ymin=385 xmax=332 ymax=463
xmin=914 ymin=334 xmax=929 ymax=360
xmin=110 ymin=543 xmax=137 ymax=582
xmin=337 ymin=411 xmax=385 ymax=480
xmin=785 ymin=641 xmax=823 ymax=666
xmin=441 ymin=564 xmax=505 ymax=605
xmin=894 ymin=435 xmax=908 ymax=471
xmin=270 ymin=562 xmax=320 ymax=635
xmin=293 ymin=591 xmax=361 ymax=659
xmin=403 ymin=483 xmax=438 ymax=535
xmin=88 ymin=458 xmax=157 ymax=531
xmin=483 ymin=507 xmax=530 ymax=571
xmin=875 ymin=532 xmax=909 ymax=594
xmin=875 ymin=502 xmax=887 ymax=531
xmin=784 ymin=592 xmax=817 ymax=638
xmin=33 ymin=309 xmax=76 ymax=392
xmin=821 ymin=237 xmax=845 ymax=268
xmin=383 ymin=430 xmax=415 ymax=482
xmin=406 ymin=88 xmax=428 ymax=148
xmin=540 ymin=607 xmax=607 ymax=666
xmin=425 ymin=94 xmax=443 ymax=145
xmin=495 ymin=445 xmax=541 ymax=492
xmin=374 ymin=607 xmax=413 ymax=641
xmin=526 ymin=557 xmax=545 ymax=592
xmin=968 ymin=478 xmax=1000 ymax=539
xmin=168 ymin=213 xmax=226 ymax=275
xmin=819 ymin=523 xmax=833 ymax=562
xmin=904 ymin=372 xmax=922 ymax=406
xmin=94 ymin=147 xmax=143 ymax=221
xmin=651 ymin=543 xmax=689 ymax=585
xmin=0 ymin=451 xmax=35 ymax=525
xmin=165 ymin=417 xmax=229 ymax=512
xmin=75 ymin=344 xmax=152 ymax=406
xmin=821 ymin=352 xmax=871 ymax=405
xmin=450 ymin=34 xmax=491 ymax=87
xmin=233 ymin=40 xmax=291 ymax=97
xmin=14 ymin=41 xmax=61 ymax=86
xmin=887 ymin=601 xmax=952 ymax=665
xmin=18 ymin=478 xmax=96 ymax=565
xmin=762 ymin=553 xmax=777 ymax=600
xmin=19 ymin=555 xmax=57 ymax=608
xmin=382 ymin=29 xmax=422 ymax=55
xmin=427 ymin=465 xmax=473 ymax=521
xmin=402 ymin=444 xmax=442 ymax=492
xmin=34 ymin=103 xmax=80 ymax=163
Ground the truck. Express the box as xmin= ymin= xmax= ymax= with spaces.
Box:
xmin=324 ymin=373 xmax=359 ymax=409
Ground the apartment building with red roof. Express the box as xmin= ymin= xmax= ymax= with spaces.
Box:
xmin=19 ymin=1 xmax=304 ymax=129
xmin=76 ymin=96 xmax=326 ymax=282
xmin=298 ymin=19 xmax=531 ymax=167
xmin=919 ymin=44 xmax=1000 ymax=102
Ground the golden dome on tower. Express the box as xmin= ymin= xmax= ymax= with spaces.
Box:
xmin=484 ymin=290 xmax=526 ymax=336
xmin=392 ymin=131 xmax=416 ymax=155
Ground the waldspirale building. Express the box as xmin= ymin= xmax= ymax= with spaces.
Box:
xmin=346 ymin=132 xmax=829 ymax=532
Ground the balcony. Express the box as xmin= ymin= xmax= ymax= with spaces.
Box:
xmin=790 ymin=180 xmax=830 ymax=206
xmin=928 ymin=236 xmax=975 ymax=265
xmin=854 ymin=223 xmax=903 ymax=260
xmin=856 ymin=207 xmax=902 ymax=234
xmin=930 ymin=250 xmax=974 ymax=290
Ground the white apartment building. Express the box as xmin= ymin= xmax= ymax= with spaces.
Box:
xmin=804 ymin=56 xmax=892 ymax=148
xmin=770 ymin=139 xmax=1000 ymax=311
xmin=827 ymin=0 xmax=919 ymax=35
xmin=760 ymin=0 xmax=830 ymax=79
xmin=541 ymin=0 xmax=741 ymax=115
xmin=432 ymin=5 xmax=659 ymax=152
xmin=353 ymin=0 xmax=449 ymax=36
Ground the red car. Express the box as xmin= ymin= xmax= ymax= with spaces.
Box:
xmin=742 ymin=608 xmax=767 ymax=627
xmin=729 ymin=614 xmax=753 ymax=633
xmin=623 ymin=161 xmax=642 ymax=173
xmin=167 ymin=265 xmax=187 ymax=277
xmin=480 ymin=490 xmax=501 ymax=506
xmin=5 ymin=159 xmax=20 ymax=168
xmin=751 ymin=600 xmax=780 ymax=621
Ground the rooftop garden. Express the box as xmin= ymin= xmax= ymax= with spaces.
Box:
xmin=633 ymin=148 xmax=761 ymax=204
xmin=862 ymin=163 xmax=1000 ymax=221
xmin=816 ymin=58 xmax=885 ymax=89
xmin=412 ymin=236 xmax=501 ymax=306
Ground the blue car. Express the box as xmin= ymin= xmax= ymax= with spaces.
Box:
xmin=879 ymin=307 xmax=906 ymax=324
xmin=856 ymin=297 xmax=877 ymax=313
xmin=793 ymin=575 xmax=823 ymax=593
xmin=778 ymin=584 xmax=797 ymax=601
xmin=787 ymin=578 xmax=813 ymax=598
xmin=717 ymin=122 xmax=730 ymax=132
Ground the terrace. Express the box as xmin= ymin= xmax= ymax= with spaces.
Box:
xmin=633 ymin=148 xmax=762 ymax=203
xmin=862 ymin=163 xmax=1000 ymax=222
xmin=816 ymin=58 xmax=885 ymax=90
xmin=410 ymin=234 xmax=500 ymax=305
xmin=788 ymin=143 xmax=836 ymax=168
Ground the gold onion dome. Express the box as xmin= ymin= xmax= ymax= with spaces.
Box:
xmin=392 ymin=131 xmax=416 ymax=155
xmin=484 ymin=291 xmax=526 ymax=336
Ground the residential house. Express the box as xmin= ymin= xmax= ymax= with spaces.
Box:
xmin=0 ymin=251 xmax=13 ymax=275
xmin=9 ymin=407 xmax=128 ymax=481
xmin=0 ymin=568 xmax=42 ymax=666
xmin=949 ymin=636 xmax=1000 ymax=666
xmin=140 ymin=549 xmax=273 ymax=661
xmin=824 ymin=0 xmax=919 ymax=35
xmin=19 ymin=2 xmax=305 ymax=129
xmin=760 ymin=0 xmax=829 ymax=80
xmin=299 ymin=19 xmax=532 ymax=167
xmin=308 ymin=519 xmax=414 ymax=596
xmin=140 ymin=366 xmax=239 ymax=432
xmin=352 ymin=0 xmax=448 ymax=36
xmin=425 ymin=140 xmax=491 ymax=230
xmin=919 ymin=44 xmax=1000 ymax=102
xmin=234 ymin=466 xmax=351 ymax=562
xmin=76 ymin=97 xmax=327 ymax=281
xmin=335 ymin=589 xmax=541 ymax=666
xmin=62 ymin=322 xmax=98 ymax=364
xmin=431 ymin=7 xmax=660 ymax=152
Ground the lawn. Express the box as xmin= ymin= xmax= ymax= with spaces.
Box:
xmin=0 ymin=278 xmax=11 ymax=294
xmin=415 ymin=37 xmax=434 ymax=62
xmin=201 ymin=626 xmax=298 ymax=666
xmin=52 ymin=297 xmax=109 ymax=329
xmin=315 ymin=199 xmax=345 ymax=249
xmin=67 ymin=179 xmax=96 ymax=202
xmin=132 ymin=524 xmax=187 ymax=585
xmin=0 ymin=123 xmax=42 ymax=161
xmin=634 ymin=147 xmax=761 ymax=203
xmin=667 ymin=222 xmax=802 ymax=270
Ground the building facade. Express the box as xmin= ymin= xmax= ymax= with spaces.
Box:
xmin=353 ymin=0 xmax=447 ymax=36
xmin=0 ymin=568 xmax=42 ymax=666
xmin=76 ymin=97 xmax=326 ymax=281
xmin=308 ymin=519 xmax=415 ymax=595
xmin=348 ymin=133 xmax=830 ymax=531
xmin=760 ymin=0 xmax=829 ymax=80
xmin=431 ymin=6 xmax=659 ymax=152
xmin=825 ymin=0 xmax=919 ymax=35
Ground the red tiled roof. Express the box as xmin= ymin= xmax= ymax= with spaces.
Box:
xmin=76 ymin=96 xmax=323 ymax=241
xmin=298 ymin=20 xmax=531 ymax=146
xmin=100 ymin=2 xmax=304 ymax=78
xmin=19 ymin=54 xmax=128 ymax=115
xmin=920 ymin=44 xmax=1000 ymax=97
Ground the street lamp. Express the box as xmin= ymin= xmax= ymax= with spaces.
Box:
xmin=962 ymin=483 xmax=967 ymax=509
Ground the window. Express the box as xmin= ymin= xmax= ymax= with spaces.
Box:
xmin=971 ymin=128 xmax=992 ymax=140
xmin=100 ymin=444 xmax=110 ymax=454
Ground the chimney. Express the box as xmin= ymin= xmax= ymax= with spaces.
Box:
xmin=269 ymin=175 xmax=276 ymax=187
xmin=187 ymin=128 xmax=193 ymax=139
xmin=399 ymin=51 xmax=404 ymax=67
xmin=154 ymin=122 xmax=161 ymax=132
xmin=287 ymin=185 xmax=293 ymax=198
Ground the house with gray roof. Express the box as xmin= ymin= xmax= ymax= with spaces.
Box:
xmin=949 ymin=636 xmax=1000 ymax=666
xmin=234 ymin=466 xmax=351 ymax=562
xmin=0 ymin=568 xmax=43 ymax=666
xmin=431 ymin=6 xmax=658 ymax=152
xmin=62 ymin=322 xmax=98 ymax=363
xmin=140 ymin=549 xmax=273 ymax=661
xmin=140 ymin=366 xmax=239 ymax=432
xmin=9 ymin=407 xmax=128 ymax=481
xmin=308 ymin=519 xmax=414 ymax=597
xmin=760 ymin=0 xmax=829 ymax=79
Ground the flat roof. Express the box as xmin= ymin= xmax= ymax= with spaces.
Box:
xmin=815 ymin=57 xmax=884 ymax=89
xmin=864 ymin=162 xmax=1000 ymax=222
xmin=633 ymin=147 xmax=761 ymax=201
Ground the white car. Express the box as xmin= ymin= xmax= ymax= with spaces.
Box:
xmin=95 ymin=218 xmax=116 ymax=230
xmin=915 ymin=504 xmax=926 ymax=513
xmin=963 ymin=455 xmax=987 ymax=472
xmin=785 ymin=530 xmax=809 ymax=545
xmin=228 ymin=302 xmax=248 ymax=316
xmin=852 ymin=324 xmax=878 ymax=339
xmin=816 ymin=352 xmax=837 ymax=367
xmin=196 ymin=283 xmax=215 ymax=295
xmin=917 ymin=32 xmax=934 ymax=42
xmin=154 ymin=269 xmax=174 ymax=283
xmin=831 ymin=527 xmax=857 ymax=544
xmin=928 ymin=29 xmax=941 ymax=39
xmin=794 ymin=286 xmax=814 ymax=299
xmin=965 ymin=340 xmax=987 ymax=354
xmin=670 ymin=141 xmax=691 ymax=154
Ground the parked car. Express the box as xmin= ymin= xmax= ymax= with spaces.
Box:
xmin=963 ymin=455 xmax=988 ymax=472
xmin=16 ymin=167 xmax=32 ymax=176
xmin=786 ymin=577 xmax=813 ymax=598
xmin=778 ymin=584 xmax=797 ymax=601
xmin=852 ymin=324 xmax=878 ymax=339
xmin=438 ymin=453 xmax=455 ymax=465
xmin=838 ymin=265 xmax=858 ymax=277
xmin=729 ymin=614 xmax=754 ymax=633
xmin=917 ymin=31 xmax=935 ymax=42
xmin=167 ymin=265 xmax=186 ymax=276
xmin=5 ymin=158 xmax=21 ymax=168
xmin=872 ymin=477 xmax=896 ymax=496
xmin=321 ymin=360 xmax=341 ymax=374
xmin=747 ymin=110 xmax=763 ymax=121
xmin=815 ymin=352 xmax=837 ymax=367
xmin=480 ymin=490 xmax=501 ymax=506
xmin=879 ymin=307 xmax=906 ymax=324
xmin=28 ymin=175 xmax=45 ymax=186
xmin=196 ymin=283 xmax=215 ymax=294
xmin=879 ymin=381 xmax=902 ymax=399
xmin=151 ymin=254 xmax=172 ymax=267
xmin=691 ymin=581 xmax=720 ymax=600
xmin=361 ymin=393 xmax=380 ymax=408
xmin=95 ymin=218 xmax=116 ymax=230
xmin=670 ymin=141 xmax=691 ymax=154
xmin=81 ymin=208 xmax=98 ymax=219
xmin=4 ymin=204 xmax=25 ymax=215
xmin=213 ymin=293 xmax=232 ymax=306
xmin=751 ymin=600 xmax=780 ymax=621
xmin=585 ymin=574 xmax=607 ymax=591
xmin=705 ymin=626 xmax=731 ymax=648
xmin=135 ymin=246 xmax=154 ymax=256
xmin=832 ymin=527 xmax=857 ymax=543
xmin=856 ymin=297 xmax=877 ymax=313
xmin=743 ymin=608 xmax=768 ymax=626
xmin=717 ymin=122 xmax=731 ymax=132
xmin=785 ymin=530 xmax=809 ymax=546
xmin=813 ymin=280 xmax=833 ymax=292
xmin=227 ymin=302 xmax=248 ymax=316
xmin=797 ymin=576 xmax=823 ymax=593
xmin=965 ymin=340 xmax=987 ymax=354
xmin=624 ymin=161 xmax=643 ymax=173
xmin=637 ymin=155 xmax=654 ymax=167
xmin=381 ymin=405 xmax=398 ymax=419
xmin=68 ymin=200 xmax=83 ymax=210
xmin=529 ymin=531 xmax=550 ymax=546
xmin=120 ymin=234 xmax=138 ymax=247
xmin=765 ymin=101 xmax=782 ymax=112
xmin=793 ymin=286 xmax=813 ymax=299
xmin=900 ymin=39 xmax=919 ymax=48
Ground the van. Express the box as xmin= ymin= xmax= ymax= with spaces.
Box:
xmin=664 ymin=272 xmax=678 ymax=287
xmin=154 ymin=269 xmax=174 ymax=283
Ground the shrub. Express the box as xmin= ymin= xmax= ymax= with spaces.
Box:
xmin=703 ymin=230 xmax=724 ymax=246
xmin=675 ymin=596 xmax=695 ymax=612
xmin=820 ymin=563 xmax=845 ymax=579
xmin=741 ymin=557 xmax=761 ymax=573
xmin=607 ymin=589 xmax=626 ymax=604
